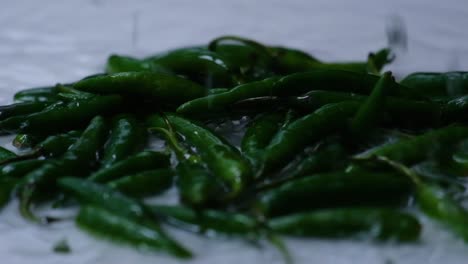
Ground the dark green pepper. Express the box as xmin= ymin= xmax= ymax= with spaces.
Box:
xmin=0 ymin=159 xmax=46 ymax=179
xmin=401 ymin=72 xmax=468 ymax=98
xmin=0 ymin=101 xmax=52 ymax=122
xmin=13 ymin=86 xmax=59 ymax=103
xmin=107 ymin=168 xmax=174 ymax=197
xmin=268 ymin=207 xmax=420 ymax=242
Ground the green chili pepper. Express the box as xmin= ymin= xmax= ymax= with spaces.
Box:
xmin=13 ymin=134 xmax=44 ymax=149
xmin=0 ymin=159 xmax=46 ymax=179
xmin=0 ymin=95 xmax=121 ymax=135
xmin=150 ymin=204 xmax=258 ymax=236
xmin=73 ymin=72 xmax=206 ymax=105
xmin=18 ymin=116 xmax=108 ymax=220
xmin=349 ymin=71 xmax=392 ymax=138
xmin=0 ymin=101 xmax=52 ymax=121
xmin=101 ymin=114 xmax=145 ymax=168
xmin=107 ymin=168 xmax=174 ymax=197
xmin=88 ymin=151 xmax=170 ymax=183
xmin=241 ymin=111 xmax=289 ymax=173
xmin=106 ymin=54 xmax=171 ymax=74
xmin=355 ymin=125 xmax=468 ymax=164
xmin=268 ymin=207 xmax=420 ymax=242
xmin=146 ymin=47 xmax=236 ymax=88
xmin=262 ymin=101 xmax=359 ymax=173
xmin=147 ymin=113 xmax=252 ymax=199
xmin=269 ymin=46 xmax=320 ymax=74
xmin=13 ymin=86 xmax=59 ymax=103
xmin=401 ymin=72 xmax=468 ymax=98
xmin=176 ymin=77 xmax=280 ymax=117
xmin=35 ymin=130 xmax=81 ymax=158
xmin=0 ymin=147 xmax=17 ymax=163
xmin=257 ymin=169 xmax=412 ymax=216
xmin=0 ymin=177 xmax=17 ymax=209
xmin=76 ymin=205 xmax=192 ymax=259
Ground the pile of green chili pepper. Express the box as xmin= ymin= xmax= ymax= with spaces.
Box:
xmin=2 ymin=35 xmax=468 ymax=262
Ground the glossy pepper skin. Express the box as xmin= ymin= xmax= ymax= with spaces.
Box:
xmin=268 ymin=208 xmax=421 ymax=242
xmin=101 ymin=114 xmax=145 ymax=168
xmin=241 ymin=111 xmax=288 ymax=173
xmin=76 ymin=205 xmax=192 ymax=259
xmin=354 ymin=125 xmax=468 ymax=164
xmin=106 ymin=54 xmax=171 ymax=74
xmin=257 ymin=169 xmax=412 ymax=216
xmin=0 ymin=101 xmax=52 ymax=122
xmin=13 ymin=86 xmax=59 ymax=103
xmin=147 ymin=113 xmax=252 ymax=199
xmin=88 ymin=151 xmax=170 ymax=183
xmin=107 ymin=168 xmax=174 ymax=198
xmin=147 ymin=47 xmax=236 ymax=88
xmin=401 ymin=71 xmax=468 ymax=98
xmin=35 ymin=130 xmax=81 ymax=158
xmin=262 ymin=101 xmax=359 ymax=173
xmin=0 ymin=159 xmax=46 ymax=179
xmin=176 ymin=77 xmax=279 ymax=118
xmin=0 ymin=95 xmax=121 ymax=135
xmin=13 ymin=134 xmax=44 ymax=149
xmin=150 ymin=205 xmax=258 ymax=236
xmin=74 ymin=72 xmax=207 ymax=105
xmin=18 ymin=116 xmax=108 ymax=219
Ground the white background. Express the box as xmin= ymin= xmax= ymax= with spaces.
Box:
xmin=1 ymin=0 xmax=468 ymax=263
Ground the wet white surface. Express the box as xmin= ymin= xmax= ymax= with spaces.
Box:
xmin=1 ymin=0 xmax=468 ymax=263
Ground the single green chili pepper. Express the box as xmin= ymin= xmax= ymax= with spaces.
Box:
xmin=0 ymin=95 xmax=121 ymax=135
xmin=147 ymin=113 xmax=252 ymax=198
xmin=106 ymin=54 xmax=170 ymax=74
xmin=0 ymin=177 xmax=17 ymax=209
xmin=401 ymin=72 xmax=468 ymax=98
xmin=0 ymin=159 xmax=46 ymax=179
xmin=150 ymin=204 xmax=258 ymax=236
xmin=88 ymin=151 xmax=170 ymax=183
xmin=18 ymin=116 xmax=108 ymax=221
xmin=107 ymin=168 xmax=174 ymax=197
xmin=208 ymin=35 xmax=275 ymax=82
xmin=268 ymin=207 xmax=420 ymax=242
xmin=262 ymin=101 xmax=359 ymax=173
xmin=374 ymin=156 xmax=468 ymax=242
xmin=73 ymin=72 xmax=206 ymax=105
xmin=146 ymin=47 xmax=236 ymax=88
xmin=76 ymin=205 xmax=192 ymax=259
xmin=55 ymin=85 xmax=95 ymax=101
xmin=257 ymin=169 xmax=412 ymax=216
xmin=101 ymin=114 xmax=145 ymax=168
xmin=0 ymin=101 xmax=52 ymax=122
xmin=273 ymin=69 xmax=413 ymax=98
xmin=354 ymin=125 xmax=468 ymax=164
xmin=241 ymin=111 xmax=289 ymax=173
xmin=35 ymin=130 xmax=81 ymax=158
xmin=0 ymin=146 xmax=17 ymax=163
xmin=268 ymin=46 xmax=320 ymax=74
xmin=176 ymin=77 xmax=280 ymax=117
xmin=13 ymin=86 xmax=59 ymax=103
xmin=349 ymin=71 xmax=393 ymax=138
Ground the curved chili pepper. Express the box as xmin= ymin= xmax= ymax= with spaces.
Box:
xmin=349 ymin=72 xmax=393 ymax=138
xmin=106 ymin=54 xmax=164 ymax=74
xmin=76 ymin=205 xmax=192 ymax=258
xmin=176 ymin=77 xmax=279 ymax=117
xmin=34 ymin=130 xmax=81 ymax=158
xmin=150 ymin=204 xmax=258 ymax=236
xmin=88 ymin=151 xmax=170 ymax=183
xmin=13 ymin=134 xmax=43 ymax=149
xmin=0 ymin=147 xmax=17 ymax=163
xmin=0 ymin=95 xmax=121 ymax=135
xmin=0 ymin=177 xmax=17 ymax=209
xmin=147 ymin=113 xmax=252 ymax=198
xmin=257 ymin=169 xmax=412 ymax=216
xmin=268 ymin=207 xmax=420 ymax=242
xmin=262 ymin=101 xmax=359 ymax=173
xmin=107 ymin=168 xmax=174 ymax=197
xmin=101 ymin=114 xmax=145 ymax=168
xmin=241 ymin=111 xmax=290 ymax=173
xmin=18 ymin=116 xmax=108 ymax=221
xmin=355 ymin=125 xmax=468 ymax=164
xmin=73 ymin=72 xmax=206 ymax=105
